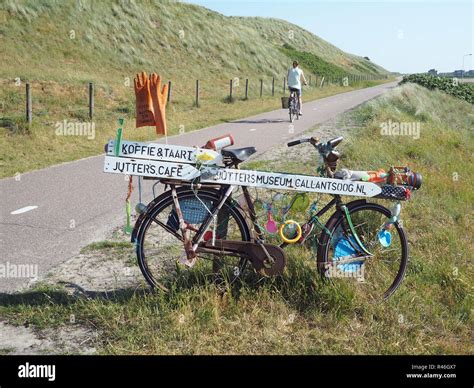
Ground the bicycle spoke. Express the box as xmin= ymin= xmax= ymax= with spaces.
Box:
xmin=322 ymin=203 xmax=408 ymax=300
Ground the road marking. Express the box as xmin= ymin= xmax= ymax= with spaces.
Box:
xmin=10 ymin=205 xmax=38 ymax=215
xmin=249 ymin=128 xmax=257 ymax=132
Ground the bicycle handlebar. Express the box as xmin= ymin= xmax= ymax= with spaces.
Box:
xmin=287 ymin=137 xmax=321 ymax=147
xmin=287 ymin=138 xmax=309 ymax=147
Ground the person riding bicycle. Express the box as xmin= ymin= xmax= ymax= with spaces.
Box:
xmin=287 ymin=61 xmax=308 ymax=115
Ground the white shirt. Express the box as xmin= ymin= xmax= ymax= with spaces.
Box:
xmin=288 ymin=67 xmax=302 ymax=89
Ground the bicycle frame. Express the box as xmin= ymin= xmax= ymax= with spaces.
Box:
xmin=165 ymin=176 xmax=371 ymax=263
xmin=135 ymin=135 xmax=379 ymax=264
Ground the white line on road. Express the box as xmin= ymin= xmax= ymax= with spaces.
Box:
xmin=10 ymin=205 xmax=38 ymax=215
xmin=249 ymin=128 xmax=257 ymax=132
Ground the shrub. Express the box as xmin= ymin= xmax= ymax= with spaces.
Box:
xmin=400 ymin=74 xmax=474 ymax=104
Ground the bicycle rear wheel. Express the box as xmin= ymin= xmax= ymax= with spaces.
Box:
xmin=135 ymin=188 xmax=251 ymax=290
xmin=289 ymin=98 xmax=294 ymax=123
xmin=317 ymin=202 xmax=408 ymax=300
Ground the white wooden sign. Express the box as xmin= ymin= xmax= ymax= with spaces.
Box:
xmin=104 ymin=156 xmax=382 ymax=197
xmin=106 ymin=139 xmax=222 ymax=165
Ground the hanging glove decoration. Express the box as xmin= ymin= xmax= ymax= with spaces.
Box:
xmin=134 ymin=72 xmax=155 ymax=128
xmin=149 ymin=73 xmax=169 ymax=135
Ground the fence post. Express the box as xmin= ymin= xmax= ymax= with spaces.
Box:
xmin=195 ymin=79 xmax=199 ymax=107
xmin=260 ymin=79 xmax=263 ymax=98
xmin=245 ymin=79 xmax=249 ymax=100
xmin=26 ymin=82 xmax=32 ymax=125
xmin=229 ymin=79 xmax=233 ymax=101
xmin=167 ymin=81 xmax=172 ymax=105
xmin=272 ymin=77 xmax=275 ymax=96
xmin=309 ymin=75 xmax=312 ymax=86
xmin=283 ymin=77 xmax=286 ymax=94
xmin=88 ymin=82 xmax=94 ymax=120
xmin=320 ymin=76 xmax=325 ymax=88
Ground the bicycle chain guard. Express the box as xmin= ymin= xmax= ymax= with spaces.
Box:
xmin=198 ymin=240 xmax=287 ymax=277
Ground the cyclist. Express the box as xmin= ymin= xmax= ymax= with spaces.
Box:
xmin=287 ymin=60 xmax=308 ymax=115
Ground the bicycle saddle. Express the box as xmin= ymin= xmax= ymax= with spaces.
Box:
xmin=221 ymin=147 xmax=257 ymax=163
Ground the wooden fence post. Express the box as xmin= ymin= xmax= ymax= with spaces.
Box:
xmin=245 ymin=79 xmax=249 ymax=100
xmin=26 ymin=82 xmax=32 ymax=124
xmin=272 ymin=77 xmax=275 ymax=96
xmin=229 ymin=79 xmax=233 ymax=101
xmin=260 ymin=79 xmax=263 ymax=98
xmin=88 ymin=82 xmax=94 ymax=120
xmin=283 ymin=77 xmax=286 ymax=94
xmin=195 ymin=80 xmax=199 ymax=107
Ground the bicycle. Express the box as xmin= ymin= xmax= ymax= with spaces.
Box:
xmin=131 ymin=136 xmax=421 ymax=300
xmin=288 ymin=89 xmax=300 ymax=123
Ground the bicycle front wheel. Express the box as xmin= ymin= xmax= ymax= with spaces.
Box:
xmin=317 ymin=202 xmax=408 ymax=301
xmin=135 ymin=188 xmax=251 ymax=290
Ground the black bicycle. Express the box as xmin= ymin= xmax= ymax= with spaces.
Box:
xmin=132 ymin=136 xmax=421 ymax=301
xmin=288 ymin=89 xmax=300 ymax=123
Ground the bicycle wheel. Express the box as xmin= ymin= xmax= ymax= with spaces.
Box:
xmin=317 ymin=202 xmax=408 ymax=300
xmin=289 ymin=99 xmax=294 ymax=123
xmin=135 ymin=188 xmax=251 ymax=290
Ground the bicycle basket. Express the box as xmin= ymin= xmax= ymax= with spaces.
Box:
xmin=179 ymin=198 xmax=213 ymax=224
xmin=281 ymin=97 xmax=289 ymax=109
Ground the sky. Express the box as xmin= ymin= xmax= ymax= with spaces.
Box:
xmin=186 ymin=0 xmax=473 ymax=73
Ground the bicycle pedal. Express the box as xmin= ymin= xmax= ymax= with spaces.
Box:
xmin=178 ymin=252 xmax=197 ymax=268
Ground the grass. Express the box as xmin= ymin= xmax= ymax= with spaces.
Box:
xmin=281 ymin=43 xmax=348 ymax=78
xmin=0 ymin=83 xmax=472 ymax=354
xmin=0 ymin=0 xmax=389 ymax=178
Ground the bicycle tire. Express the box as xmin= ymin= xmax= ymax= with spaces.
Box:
xmin=317 ymin=202 xmax=408 ymax=300
xmin=135 ymin=187 xmax=251 ymax=290
xmin=289 ymin=100 xmax=294 ymax=123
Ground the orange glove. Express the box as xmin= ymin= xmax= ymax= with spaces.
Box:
xmin=134 ymin=72 xmax=155 ymax=128
xmin=149 ymin=73 xmax=168 ymax=135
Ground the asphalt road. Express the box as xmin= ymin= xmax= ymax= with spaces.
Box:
xmin=0 ymin=81 xmax=398 ymax=292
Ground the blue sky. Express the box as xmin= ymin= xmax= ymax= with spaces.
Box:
xmin=186 ymin=0 xmax=473 ymax=73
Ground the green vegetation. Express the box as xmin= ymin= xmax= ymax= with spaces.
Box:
xmin=281 ymin=43 xmax=348 ymax=78
xmin=1 ymin=83 xmax=471 ymax=355
xmin=400 ymin=74 xmax=474 ymax=104
xmin=0 ymin=0 xmax=389 ymax=178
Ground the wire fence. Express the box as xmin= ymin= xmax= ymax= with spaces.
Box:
xmin=15 ymin=73 xmax=389 ymax=124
